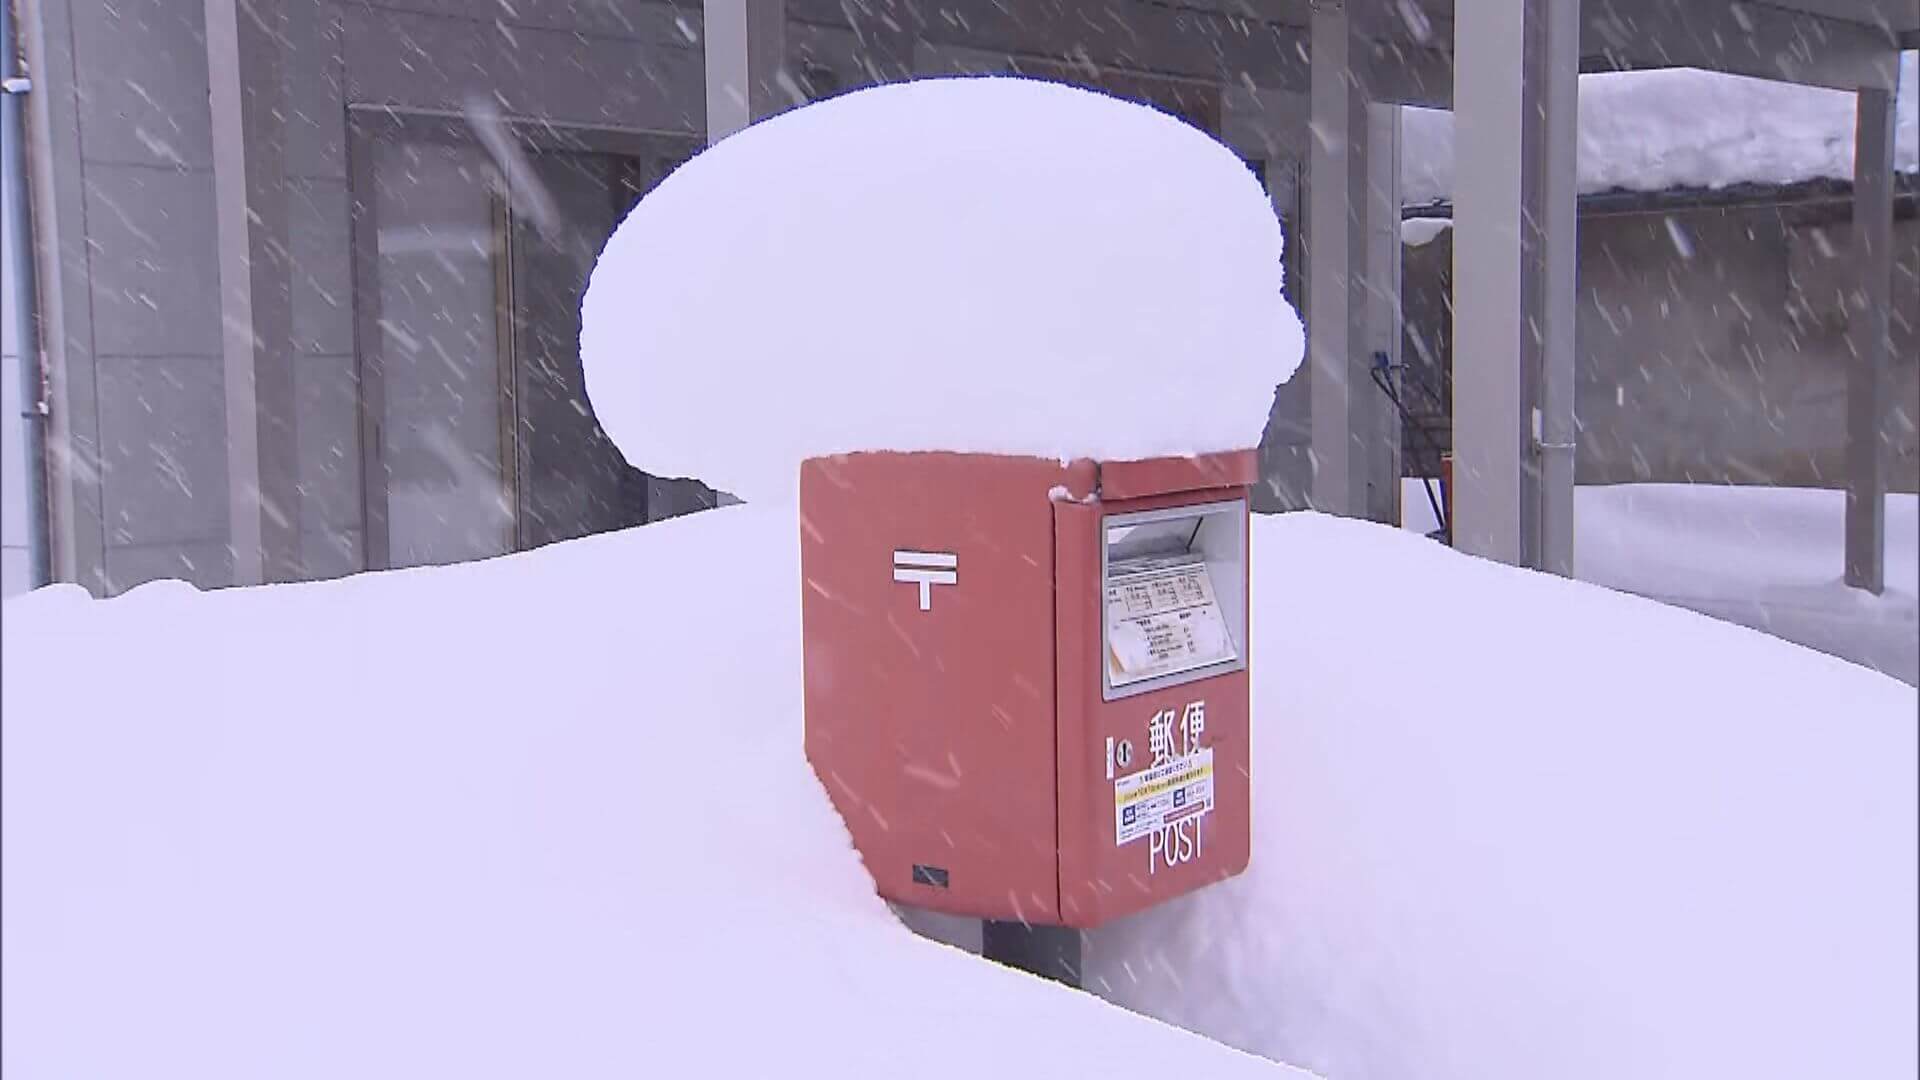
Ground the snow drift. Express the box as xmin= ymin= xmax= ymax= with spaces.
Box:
xmin=7 ymin=64 xmax=1913 ymax=1080
xmin=0 ymin=509 xmax=1295 ymax=1079
xmin=1401 ymin=483 xmax=1920 ymax=685
xmin=1576 ymin=485 xmax=1920 ymax=685
xmin=580 ymin=77 xmax=1303 ymax=502
xmin=5 ymin=507 xmax=1913 ymax=1078
xmin=1082 ymin=513 xmax=1917 ymax=1080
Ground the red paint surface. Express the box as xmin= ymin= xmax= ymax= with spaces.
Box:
xmin=800 ymin=450 xmax=1253 ymax=928
xmin=1055 ymin=492 xmax=1252 ymax=928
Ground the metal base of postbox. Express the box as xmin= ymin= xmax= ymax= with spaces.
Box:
xmin=981 ymin=921 xmax=1082 ymax=987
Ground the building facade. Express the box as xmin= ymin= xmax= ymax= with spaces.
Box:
xmin=3 ymin=1 xmax=1912 ymax=599
xmin=6 ymin=0 xmax=1328 ymax=597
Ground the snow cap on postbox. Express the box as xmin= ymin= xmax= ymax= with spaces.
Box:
xmin=580 ymin=76 xmax=1305 ymax=504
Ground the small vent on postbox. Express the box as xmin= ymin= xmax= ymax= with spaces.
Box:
xmin=911 ymin=864 xmax=950 ymax=889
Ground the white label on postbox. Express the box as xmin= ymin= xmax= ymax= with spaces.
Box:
xmin=893 ymin=550 xmax=957 ymax=612
xmin=1105 ymin=555 xmax=1235 ymax=686
xmin=1113 ymin=747 xmax=1214 ymax=849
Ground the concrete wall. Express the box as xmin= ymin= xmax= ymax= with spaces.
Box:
xmin=26 ymin=0 xmax=705 ymax=594
xmin=30 ymin=0 xmax=1327 ymax=595
xmin=1223 ymin=86 xmax=1312 ymax=514
xmin=1579 ymin=208 xmax=1920 ymax=490
xmin=1401 ymin=204 xmax=1920 ymax=493
xmin=67 ymin=1 xmax=227 ymax=592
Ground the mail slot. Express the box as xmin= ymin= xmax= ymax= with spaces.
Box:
xmin=800 ymin=450 xmax=1253 ymax=929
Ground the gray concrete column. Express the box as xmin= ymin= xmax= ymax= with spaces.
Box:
xmin=1450 ymin=0 xmax=1579 ymax=570
xmin=1308 ymin=1 xmax=1369 ymax=517
xmin=206 ymin=0 xmax=298 ymax=585
xmin=1363 ymin=101 xmax=1403 ymax=526
xmin=1845 ymin=75 xmax=1896 ymax=594
xmin=704 ymin=0 xmax=791 ymax=144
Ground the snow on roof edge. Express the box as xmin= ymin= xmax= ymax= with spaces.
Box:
xmin=1401 ymin=52 xmax=1919 ymax=208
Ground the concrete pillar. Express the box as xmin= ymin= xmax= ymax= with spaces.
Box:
xmin=1450 ymin=0 xmax=1579 ymax=570
xmin=206 ymin=0 xmax=299 ymax=585
xmin=1307 ymin=1 xmax=1369 ymax=517
xmin=1845 ymin=75 xmax=1896 ymax=594
xmin=1363 ymin=102 xmax=1403 ymax=526
xmin=704 ymin=0 xmax=791 ymax=144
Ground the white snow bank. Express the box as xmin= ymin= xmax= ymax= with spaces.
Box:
xmin=1578 ymin=484 xmax=1919 ymax=685
xmin=9 ymin=505 xmax=1911 ymax=1078
xmin=1403 ymin=51 xmax=1919 ymax=205
xmin=0 ymin=510 xmax=1296 ymax=1079
xmin=580 ymin=77 xmax=1304 ymax=502
xmin=1401 ymin=481 xmax=1920 ymax=684
xmin=1087 ymin=512 xmax=1917 ymax=1080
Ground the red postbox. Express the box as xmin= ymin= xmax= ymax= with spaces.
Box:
xmin=800 ymin=449 xmax=1253 ymax=930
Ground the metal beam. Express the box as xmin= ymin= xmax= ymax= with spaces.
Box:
xmin=797 ymin=0 xmax=1462 ymax=108
xmin=1308 ymin=1 xmax=1369 ymax=517
xmin=1362 ymin=41 xmax=1456 ymax=108
xmin=1845 ymin=75 xmax=1895 ymax=594
xmin=810 ymin=0 xmax=1896 ymax=101
xmin=1578 ymin=0 xmax=1899 ymax=92
xmin=790 ymin=0 xmax=1316 ymax=94
xmin=704 ymin=0 xmax=793 ymax=143
xmin=206 ymin=0 xmax=300 ymax=585
xmin=1767 ymin=0 xmax=1916 ymax=32
xmin=1364 ymin=0 xmax=1899 ymax=94
xmin=1535 ymin=0 xmax=1579 ymax=577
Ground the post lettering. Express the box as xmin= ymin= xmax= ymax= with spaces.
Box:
xmin=1147 ymin=815 xmax=1205 ymax=875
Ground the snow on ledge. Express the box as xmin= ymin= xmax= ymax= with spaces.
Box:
xmin=0 ymin=509 xmax=1305 ymax=1078
xmin=581 ymin=77 xmax=1304 ymax=503
xmin=1402 ymin=52 xmax=1920 ymax=207
xmin=1401 ymin=218 xmax=1453 ymax=247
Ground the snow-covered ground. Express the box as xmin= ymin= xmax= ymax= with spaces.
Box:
xmin=6 ymin=505 xmax=1913 ymax=1079
xmin=1403 ymin=481 xmax=1920 ymax=684
xmin=7 ymin=72 xmax=1914 ymax=1080
xmin=1403 ymin=51 xmax=1918 ymax=206
xmin=1090 ymin=510 xmax=1916 ymax=1080
xmin=0 ymin=509 xmax=1298 ymax=1080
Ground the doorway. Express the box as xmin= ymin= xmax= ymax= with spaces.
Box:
xmin=348 ymin=110 xmax=713 ymax=571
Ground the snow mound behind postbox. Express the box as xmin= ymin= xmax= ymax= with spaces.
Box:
xmin=580 ymin=77 xmax=1303 ymax=503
